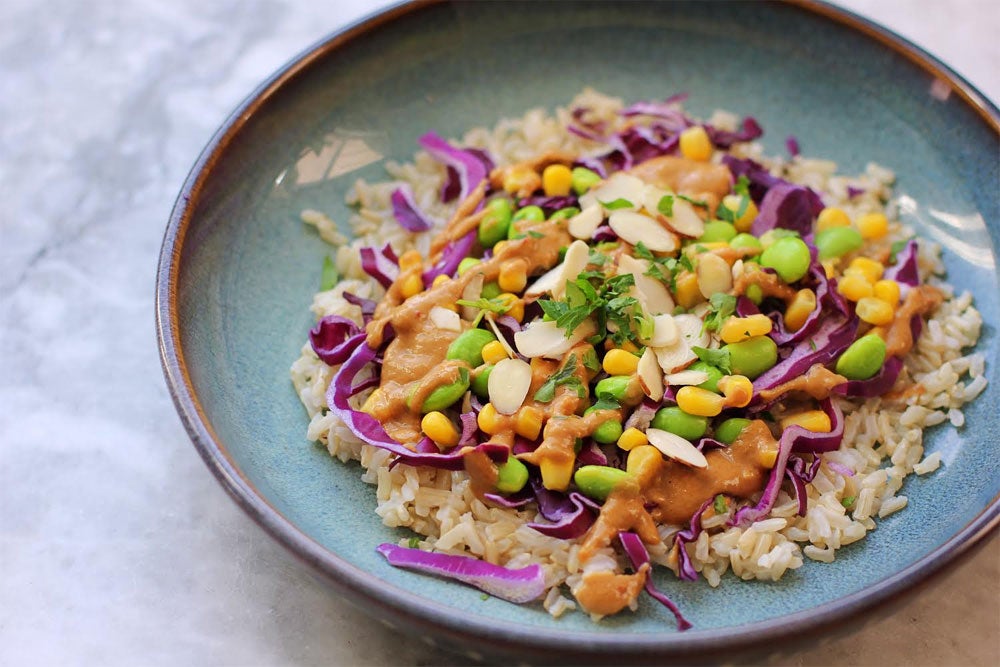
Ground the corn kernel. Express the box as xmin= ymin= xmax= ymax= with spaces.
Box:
xmin=676 ymin=386 xmax=726 ymax=417
xmin=503 ymin=165 xmax=541 ymax=196
xmin=617 ymin=427 xmax=649 ymax=451
xmin=719 ymin=314 xmax=773 ymax=344
xmin=816 ymin=207 xmax=851 ymax=232
xmin=481 ymin=340 xmax=509 ymax=365
xmin=626 ymin=444 xmax=663 ymax=485
xmin=674 ymin=271 xmax=704 ymax=308
xmin=603 ymin=349 xmax=640 ymax=376
xmin=541 ymin=163 xmax=573 ymax=197
xmin=477 ymin=403 xmax=501 ymax=435
xmin=398 ymin=249 xmax=423 ymax=272
xmin=360 ymin=388 xmax=381 ymax=415
xmin=421 ymin=411 xmax=460 ymax=448
xmin=822 ymin=260 xmax=838 ymax=279
xmin=784 ymin=288 xmax=817 ymax=332
xmin=873 ymin=279 xmax=901 ymax=305
xmin=495 ymin=292 xmax=524 ymax=322
xmin=400 ymin=273 xmax=423 ymax=299
xmin=856 ymin=296 xmax=895 ymax=325
xmin=721 ymin=194 xmax=758 ymax=233
xmin=846 ymin=256 xmax=884 ymax=283
xmin=539 ymin=457 xmax=573 ymax=491
xmin=514 ymin=406 xmax=544 ymax=440
xmin=758 ymin=446 xmax=779 ymax=469
xmin=837 ymin=273 xmax=873 ymax=301
xmin=679 ymin=126 xmax=713 ymax=162
xmin=431 ymin=274 xmax=451 ymax=288
xmin=498 ymin=259 xmax=528 ymax=293
xmin=493 ymin=240 xmax=511 ymax=256
xmin=621 ymin=340 xmax=641 ymax=354
xmin=780 ymin=410 xmax=832 ymax=433
xmin=857 ymin=212 xmax=889 ymax=239
xmin=718 ymin=375 xmax=753 ymax=408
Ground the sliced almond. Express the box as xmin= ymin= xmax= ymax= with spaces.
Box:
xmin=653 ymin=338 xmax=696 ymax=374
xmin=524 ymin=264 xmax=562 ymax=298
xmin=483 ymin=313 xmax=515 ymax=358
xmin=579 ymin=172 xmax=646 ymax=212
xmin=513 ymin=318 xmax=597 ymax=359
xmin=646 ymin=428 xmax=708 ymax=468
xmin=664 ymin=198 xmax=705 ymax=238
xmin=429 ymin=306 xmax=461 ymax=332
xmin=608 ymin=210 xmax=679 ymax=252
xmin=617 ymin=254 xmax=675 ymax=315
xmin=567 ymin=204 xmax=605 ymax=240
xmin=697 ymin=253 xmax=733 ymax=298
xmin=674 ymin=313 xmax=710 ymax=348
xmin=731 ymin=258 xmax=744 ymax=281
xmin=554 ymin=240 xmax=591 ymax=300
xmin=637 ymin=347 xmax=664 ymax=402
xmin=643 ymin=314 xmax=679 ymax=348
xmin=641 ymin=184 xmax=672 ymax=217
xmin=488 ymin=358 xmax=532 ymax=415
xmin=664 ymin=369 xmax=709 ymax=386
xmin=460 ymin=272 xmax=485 ymax=321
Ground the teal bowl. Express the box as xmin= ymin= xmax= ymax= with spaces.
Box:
xmin=157 ymin=1 xmax=999 ymax=661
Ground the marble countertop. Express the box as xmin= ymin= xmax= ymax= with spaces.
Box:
xmin=2 ymin=1 xmax=997 ymax=665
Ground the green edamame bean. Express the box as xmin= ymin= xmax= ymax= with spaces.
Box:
xmin=584 ymin=406 xmax=623 ymax=444
xmin=574 ymin=465 xmax=631 ymax=501
xmin=835 ymin=334 xmax=886 ymax=380
xmin=481 ymin=281 xmax=502 ymax=299
xmin=446 ymin=329 xmax=497 ymax=368
xmin=478 ymin=198 xmax=513 ymax=248
xmin=758 ymin=228 xmax=799 ymax=249
xmin=689 ymin=360 xmax=724 ymax=392
xmin=419 ymin=367 xmax=470 ymax=413
xmin=730 ymin=233 xmax=763 ymax=251
xmin=715 ymin=417 xmax=751 ymax=445
xmin=457 ymin=257 xmax=481 ymax=276
xmin=724 ymin=336 xmax=778 ymax=379
xmin=512 ymin=205 xmax=544 ymax=223
xmin=745 ymin=283 xmax=764 ymax=305
xmin=760 ymin=236 xmax=811 ymax=283
xmin=471 ymin=364 xmax=493 ymax=398
xmin=651 ymin=406 xmax=708 ymax=440
xmin=697 ymin=220 xmax=738 ymax=244
xmin=594 ymin=375 xmax=632 ymax=402
xmin=549 ymin=206 xmax=580 ymax=221
xmin=496 ymin=455 xmax=529 ymax=494
xmin=571 ymin=167 xmax=602 ymax=195
xmin=815 ymin=226 xmax=863 ymax=261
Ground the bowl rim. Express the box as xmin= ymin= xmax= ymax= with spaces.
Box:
xmin=156 ymin=0 xmax=999 ymax=658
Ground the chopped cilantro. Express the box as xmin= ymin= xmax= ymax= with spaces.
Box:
xmin=588 ymin=249 xmax=609 ymax=266
xmin=692 ymin=346 xmax=732 ymax=374
xmin=702 ymin=293 xmax=737 ymax=333
xmin=733 ymin=175 xmax=751 ymax=199
xmin=536 ymin=272 xmax=641 ymax=345
xmin=657 ymin=194 xmax=675 ymax=217
xmin=581 ymin=347 xmax=601 ymax=372
xmin=527 ymin=230 xmax=545 ymax=239
xmin=713 ymin=494 xmax=727 ymax=514
xmin=480 ymin=593 xmax=490 ymax=601
xmin=600 ymin=198 xmax=634 ymax=210
xmin=534 ymin=354 xmax=586 ymax=402
xmin=456 ymin=297 xmax=511 ymax=315
xmin=320 ymin=255 xmax=339 ymax=291
xmin=841 ymin=496 xmax=856 ymax=509
xmin=407 ymin=537 xmax=420 ymax=548
xmin=809 ymin=339 xmax=817 ymax=351
xmin=677 ymin=194 xmax=709 ymax=208
xmin=717 ymin=193 xmax=749 ymax=224
xmin=591 ymin=392 xmax=620 ymax=412
xmin=888 ymin=237 xmax=912 ymax=264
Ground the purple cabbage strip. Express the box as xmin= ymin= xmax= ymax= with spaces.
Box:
xmin=490 ymin=315 xmax=523 ymax=351
xmin=785 ymin=135 xmax=801 ymax=158
xmin=790 ymin=398 xmax=845 ymax=454
xmin=673 ymin=498 xmax=713 ymax=582
xmin=418 ymin=132 xmax=488 ymax=204
xmin=484 ymin=487 xmax=535 ymax=509
xmin=768 ymin=263 xmax=834 ymax=345
xmin=620 ymin=93 xmax=690 ymax=126
xmin=785 ymin=469 xmax=808 ymax=517
xmin=342 ymin=291 xmax=376 ymax=323
xmin=721 ymin=155 xmax=785 ymax=203
xmin=826 ymin=461 xmax=856 ymax=478
xmin=884 ymin=239 xmax=920 ymax=289
xmin=705 ymin=117 xmax=764 ymax=149
xmin=390 ymin=184 xmax=438 ymax=233
xmin=735 ymin=295 xmax=761 ymax=318
xmin=422 ymin=230 xmax=477 ymax=285
xmin=457 ymin=411 xmax=480 ymax=446
xmin=577 ymin=441 xmax=608 ymax=466
xmin=570 ymin=106 xmax=609 ymax=134
xmin=832 ymin=356 xmax=904 ymax=398
xmin=624 ymin=399 xmax=659 ymax=432
xmin=591 ymin=225 xmax=618 ymax=242
xmin=309 ymin=317 xmax=363 ymax=366
xmin=526 ymin=479 xmax=600 ymax=539
xmin=695 ymin=437 xmax=727 ymax=453
xmin=376 ymin=543 xmax=546 ymax=604
xmin=618 ymin=532 xmax=692 ymax=631
xmin=518 ymin=195 xmax=579 ymax=215
xmin=750 ymin=182 xmax=823 ymax=238
xmin=785 ymin=456 xmax=822 ymax=516
xmin=752 ymin=315 xmax=859 ymax=394
xmin=439 ymin=147 xmax=494 ymax=203
xmin=359 ymin=243 xmax=400 ymax=289
xmin=573 ymin=155 xmax=608 ymax=178
xmin=846 ymin=185 xmax=866 ymax=198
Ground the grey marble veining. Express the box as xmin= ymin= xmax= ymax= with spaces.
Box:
xmin=1 ymin=1 xmax=997 ymax=665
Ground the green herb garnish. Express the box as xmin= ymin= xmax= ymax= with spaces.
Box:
xmin=528 ymin=230 xmax=545 ymax=239
xmin=677 ymin=194 xmax=709 ymax=208
xmin=692 ymin=346 xmax=732 ymax=374
xmin=320 ymin=255 xmax=339 ymax=291
xmin=537 ymin=273 xmax=642 ymax=345
xmin=534 ymin=354 xmax=586 ymax=402
xmin=702 ymin=293 xmax=737 ymax=333
xmin=841 ymin=496 xmax=856 ymax=509
xmin=591 ymin=392 xmax=621 ymax=412
xmin=581 ymin=347 xmax=601 ymax=372
xmin=407 ymin=537 xmax=420 ymax=548
xmin=713 ymin=494 xmax=728 ymax=514
xmin=888 ymin=237 xmax=912 ymax=264
xmin=657 ymin=194 xmax=675 ymax=217
xmin=600 ymin=198 xmax=634 ymax=210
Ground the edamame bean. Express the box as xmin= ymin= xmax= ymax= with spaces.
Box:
xmin=584 ymin=406 xmax=624 ymax=444
xmin=481 ymin=281 xmax=502 ymax=299
xmin=571 ymin=167 xmax=602 ymax=195
xmin=446 ymin=329 xmax=497 ymax=368
xmin=724 ymin=336 xmax=778 ymax=379
xmin=697 ymin=220 xmax=738 ymax=244
xmin=760 ymin=236 xmax=811 ymax=283
xmin=758 ymin=228 xmax=799 ymax=248
xmin=496 ymin=455 xmax=529 ymax=494
xmin=549 ymin=206 xmax=580 ymax=221
xmin=815 ymin=226 xmax=863 ymax=260
xmin=508 ymin=205 xmax=544 ymax=240
xmin=730 ymin=233 xmax=763 ymax=251
xmin=471 ymin=364 xmax=493 ymax=398
xmin=574 ymin=465 xmax=631 ymax=501
xmin=651 ymin=406 xmax=708 ymax=440
xmin=419 ymin=367 xmax=470 ymax=413
xmin=715 ymin=417 xmax=751 ymax=444
xmin=594 ymin=375 xmax=633 ymax=402
xmin=689 ymin=360 xmax=724 ymax=392
xmin=835 ymin=334 xmax=886 ymax=380
xmin=745 ymin=283 xmax=764 ymax=305
xmin=457 ymin=257 xmax=481 ymax=276
xmin=478 ymin=198 xmax=513 ymax=248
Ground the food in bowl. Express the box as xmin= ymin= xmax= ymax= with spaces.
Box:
xmin=290 ymin=90 xmax=986 ymax=626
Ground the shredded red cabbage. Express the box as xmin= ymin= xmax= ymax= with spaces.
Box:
xmin=705 ymin=117 xmax=763 ymax=149
xmin=750 ymin=182 xmax=823 ymax=237
xmin=832 ymin=356 xmax=904 ymax=397
xmin=418 ymin=132 xmax=488 ymax=204
xmin=884 ymin=239 xmax=919 ymax=289
xmin=768 ymin=263 xmax=839 ymax=345
xmin=624 ymin=399 xmax=659 ymax=432
xmin=577 ymin=441 xmax=608 ymax=466
xmin=695 ymin=437 xmax=727 ymax=452
xmin=342 ymin=291 xmax=376 ymax=323
xmin=792 ymin=398 xmax=845 ymax=454
xmin=483 ymin=488 xmax=534 ymax=509
xmin=785 ymin=455 xmax=822 ymax=516
xmin=440 ymin=147 xmax=494 ymax=203
xmin=457 ymin=411 xmax=480 ymax=446
xmin=359 ymin=243 xmax=400 ymax=289
xmin=390 ymin=183 xmax=438 ymax=232
xmin=846 ymin=185 xmax=866 ymax=198
xmin=785 ymin=135 xmax=800 ymax=158
xmin=517 ymin=195 xmax=579 ymax=215
xmin=309 ymin=317 xmax=363 ymax=365
xmin=752 ymin=315 xmax=858 ymax=393
xmin=618 ymin=532 xmax=692 ymax=631
xmin=376 ymin=543 xmax=546 ymax=603
xmin=526 ymin=479 xmax=599 ymax=539
xmin=591 ymin=225 xmax=619 ymax=242
xmin=721 ymin=155 xmax=784 ymax=203
xmin=673 ymin=498 xmax=713 ymax=581
xmin=422 ymin=230 xmax=477 ymax=285
xmin=620 ymin=93 xmax=690 ymax=126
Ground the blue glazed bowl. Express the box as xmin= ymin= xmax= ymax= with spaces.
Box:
xmin=157 ymin=1 xmax=999 ymax=661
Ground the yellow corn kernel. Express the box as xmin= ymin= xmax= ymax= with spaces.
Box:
xmin=477 ymin=403 xmax=501 ymax=435
xmin=679 ymin=126 xmax=713 ymax=162
xmin=873 ymin=279 xmax=901 ymax=305
xmin=514 ymin=406 xmax=544 ymax=440
xmin=539 ymin=456 xmax=573 ymax=491
xmin=720 ymin=194 xmax=759 ymax=233
xmin=360 ymin=388 xmax=381 ymax=415
xmin=676 ymin=386 xmax=726 ymax=417
xmin=856 ymin=296 xmax=895 ymax=326
xmin=495 ymin=292 xmax=524 ymax=322
xmin=857 ymin=212 xmax=889 ymax=239
xmin=784 ymin=288 xmax=817 ymax=332
xmin=846 ymin=256 xmax=884 ymax=283
xmin=674 ymin=271 xmax=704 ymax=308
xmin=718 ymin=375 xmax=753 ymax=408
xmin=400 ymin=273 xmax=423 ymax=299
xmin=541 ymin=163 xmax=573 ymax=197
xmin=502 ymin=165 xmax=541 ymax=196
xmin=603 ymin=349 xmax=640 ymax=376
xmin=620 ymin=340 xmax=641 ymax=354
xmin=822 ymin=260 xmax=838 ymax=279
xmin=617 ymin=427 xmax=649 ymax=452
xmin=816 ymin=207 xmax=851 ymax=232
xmin=481 ymin=340 xmax=509 ymax=365
xmin=431 ymin=274 xmax=451 ymax=288
xmin=398 ymin=249 xmax=423 ymax=272
xmin=837 ymin=273 xmax=874 ymax=302
xmin=780 ymin=410 xmax=832 ymax=433
xmin=493 ymin=240 xmax=511 ymax=256
xmin=758 ymin=445 xmax=779 ymax=469
xmin=719 ymin=314 xmax=773 ymax=344
xmin=626 ymin=444 xmax=663 ymax=486
xmin=421 ymin=411 xmax=460 ymax=448
xmin=498 ymin=258 xmax=528 ymax=293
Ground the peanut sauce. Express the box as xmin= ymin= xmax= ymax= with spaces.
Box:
xmin=733 ymin=269 xmax=798 ymax=303
xmin=756 ymin=364 xmax=847 ymax=404
xmin=628 ymin=155 xmax=733 ymax=211
xmin=884 ymin=285 xmax=944 ymax=357
xmin=573 ymin=564 xmax=650 ymax=617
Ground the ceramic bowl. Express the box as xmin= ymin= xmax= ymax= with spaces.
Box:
xmin=157 ymin=0 xmax=999 ymax=661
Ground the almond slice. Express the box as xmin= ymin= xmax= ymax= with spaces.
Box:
xmin=429 ymin=306 xmax=461 ymax=332
xmin=483 ymin=313 xmax=515 ymax=358
xmin=608 ymin=210 xmax=679 ymax=252
xmin=513 ymin=318 xmax=597 ymax=359
xmin=637 ymin=347 xmax=664 ymax=402
xmin=488 ymin=358 xmax=532 ymax=415
xmin=697 ymin=253 xmax=733 ymax=298
xmin=653 ymin=338 xmax=696 ymax=375
xmin=664 ymin=197 xmax=705 ymax=238
xmin=460 ymin=272 xmax=485 ymax=321
xmin=567 ymin=204 xmax=605 ymax=240
xmin=675 ymin=313 xmax=710 ymax=348
xmin=646 ymin=428 xmax=708 ymax=468
xmin=554 ymin=240 xmax=591 ymax=300
xmin=643 ymin=314 xmax=680 ymax=348
xmin=617 ymin=254 xmax=675 ymax=315
xmin=664 ymin=369 xmax=709 ymax=386
xmin=579 ymin=172 xmax=646 ymax=212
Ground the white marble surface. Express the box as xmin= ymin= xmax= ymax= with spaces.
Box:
xmin=2 ymin=1 xmax=997 ymax=665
